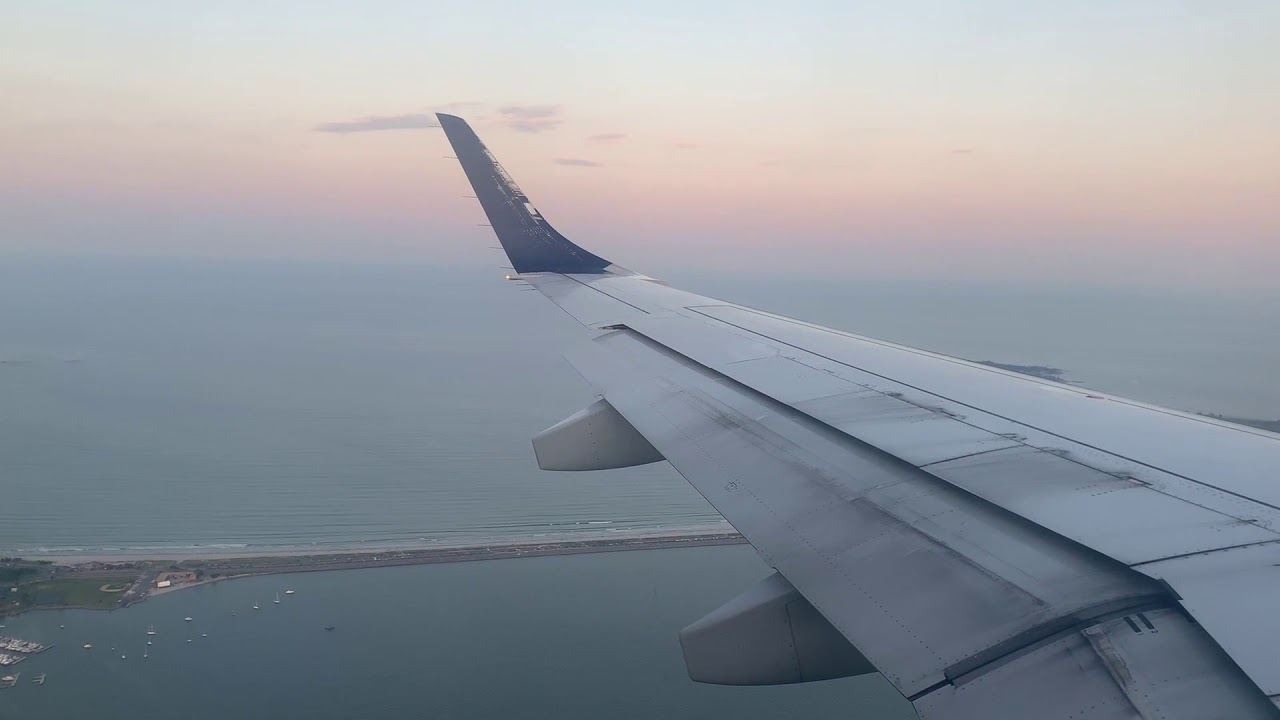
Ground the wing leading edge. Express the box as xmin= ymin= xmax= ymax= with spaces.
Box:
xmin=437 ymin=115 xmax=1280 ymax=719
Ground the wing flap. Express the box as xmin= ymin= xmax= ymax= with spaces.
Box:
xmin=917 ymin=608 xmax=1277 ymax=720
xmin=1140 ymin=543 xmax=1280 ymax=702
xmin=568 ymin=329 xmax=1164 ymax=697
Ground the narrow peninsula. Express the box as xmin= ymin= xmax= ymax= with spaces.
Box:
xmin=0 ymin=531 xmax=746 ymax=618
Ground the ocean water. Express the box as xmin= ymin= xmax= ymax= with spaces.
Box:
xmin=0 ymin=544 xmax=914 ymax=720
xmin=1 ymin=257 xmax=1277 ymax=556
xmin=0 ymin=258 xmax=720 ymax=556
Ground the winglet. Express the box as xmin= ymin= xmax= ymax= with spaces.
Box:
xmin=437 ymin=114 xmax=612 ymax=274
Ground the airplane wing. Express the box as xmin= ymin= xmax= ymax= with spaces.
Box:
xmin=437 ymin=113 xmax=1280 ymax=719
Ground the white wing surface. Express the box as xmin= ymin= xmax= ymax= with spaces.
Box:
xmin=438 ymin=114 xmax=1280 ymax=719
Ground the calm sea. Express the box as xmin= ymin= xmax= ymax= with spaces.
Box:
xmin=1 ymin=258 xmax=1277 ymax=555
xmin=0 ymin=258 xmax=720 ymax=556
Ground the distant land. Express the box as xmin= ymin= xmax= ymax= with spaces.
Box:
xmin=0 ymin=532 xmax=746 ymax=618
xmin=975 ymin=360 xmax=1279 ymax=432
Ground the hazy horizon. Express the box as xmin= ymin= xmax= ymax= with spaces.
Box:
xmin=4 ymin=1 xmax=1278 ymax=292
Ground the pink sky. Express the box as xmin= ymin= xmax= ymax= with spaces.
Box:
xmin=2 ymin=1 xmax=1277 ymax=289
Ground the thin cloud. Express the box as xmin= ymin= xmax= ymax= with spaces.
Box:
xmin=590 ymin=132 xmax=627 ymax=143
xmin=435 ymin=101 xmax=486 ymax=111
xmin=497 ymin=104 xmax=563 ymax=133
xmin=313 ymin=113 xmax=439 ymax=134
xmin=553 ymin=157 xmax=602 ymax=167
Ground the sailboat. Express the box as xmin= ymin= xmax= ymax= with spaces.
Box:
xmin=146 ymin=624 xmax=156 ymax=636
xmin=273 ymin=592 xmax=281 ymax=605
xmin=284 ymin=590 xmax=295 ymax=595
xmin=252 ymin=600 xmax=259 ymax=610
xmin=143 ymin=648 xmax=149 ymax=659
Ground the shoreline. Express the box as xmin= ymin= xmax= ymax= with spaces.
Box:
xmin=1 ymin=531 xmax=748 ymax=618
xmin=5 ymin=523 xmax=739 ymax=564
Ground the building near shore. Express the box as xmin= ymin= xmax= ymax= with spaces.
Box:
xmin=155 ymin=571 xmax=196 ymax=587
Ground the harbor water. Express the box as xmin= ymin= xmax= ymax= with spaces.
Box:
xmin=0 ymin=545 xmax=913 ymax=719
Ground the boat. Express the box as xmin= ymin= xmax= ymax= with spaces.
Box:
xmin=252 ymin=601 xmax=259 ymax=610
xmin=273 ymin=592 xmax=281 ymax=605
xmin=146 ymin=624 xmax=156 ymax=636
xmin=184 ymin=617 xmax=193 ymax=622
xmin=143 ymin=650 xmax=148 ymax=659
xmin=201 ymin=633 xmax=207 ymax=638
xmin=82 ymin=644 xmax=92 ymax=650
xmin=186 ymin=639 xmax=192 ymax=643
xmin=120 ymin=654 xmax=126 ymax=659
xmin=146 ymin=641 xmax=152 ymax=646
xmin=284 ymin=590 xmax=295 ymax=595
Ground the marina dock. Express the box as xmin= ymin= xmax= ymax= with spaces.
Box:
xmin=0 ymin=636 xmax=51 ymax=670
xmin=0 ymin=637 xmax=48 ymax=655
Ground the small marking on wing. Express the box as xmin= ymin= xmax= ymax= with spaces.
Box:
xmin=1136 ymin=613 xmax=1157 ymax=632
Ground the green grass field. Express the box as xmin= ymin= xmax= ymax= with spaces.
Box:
xmin=13 ymin=576 xmax=135 ymax=610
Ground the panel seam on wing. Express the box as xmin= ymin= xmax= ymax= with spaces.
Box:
xmin=686 ymin=307 xmax=1280 ymax=515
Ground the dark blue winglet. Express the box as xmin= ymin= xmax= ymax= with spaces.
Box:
xmin=437 ymin=114 xmax=611 ymax=274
